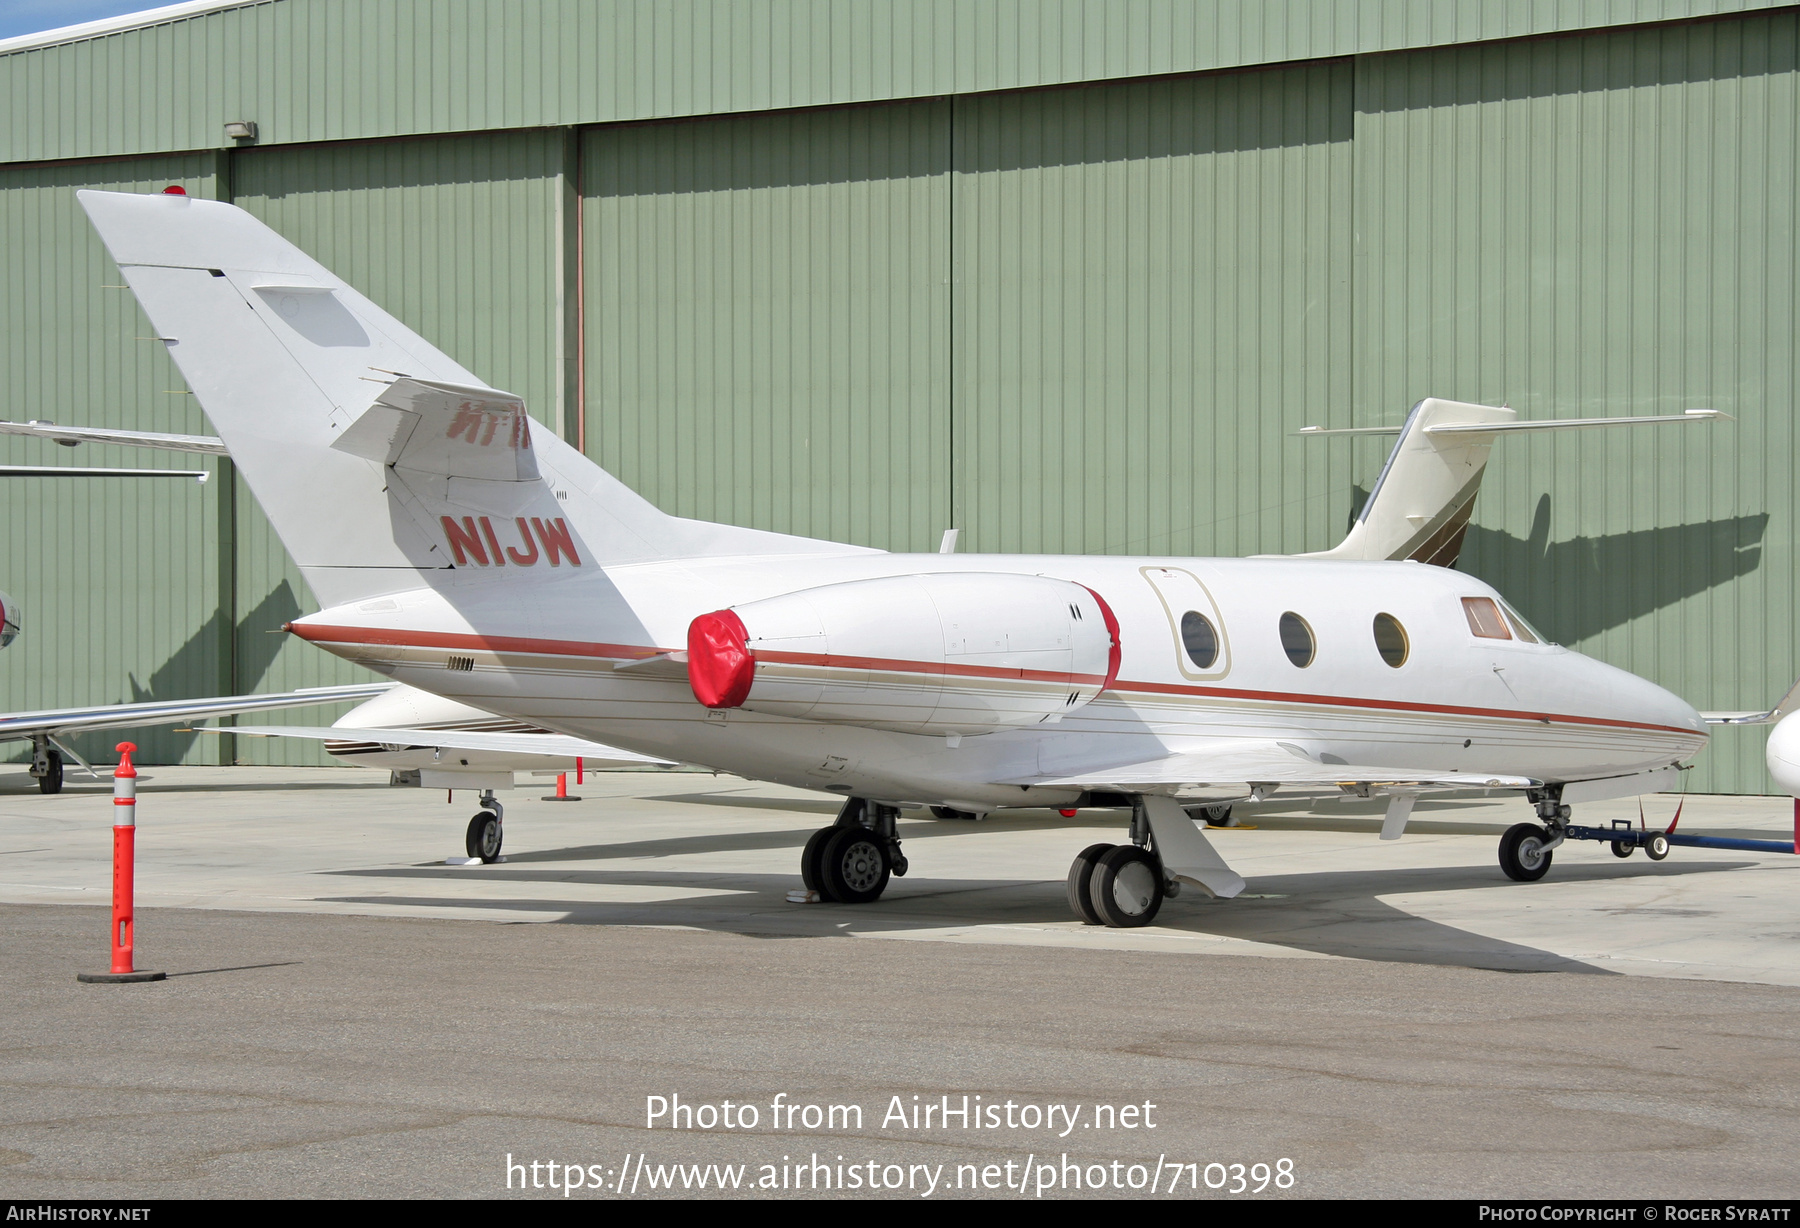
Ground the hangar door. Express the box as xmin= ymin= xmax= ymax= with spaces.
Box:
xmin=952 ymin=61 xmax=1355 ymax=560
xmin=581 ymin=101 xmax=951 ymax=554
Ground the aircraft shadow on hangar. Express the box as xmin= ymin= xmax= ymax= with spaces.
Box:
xmin=315 ymin=852 xmax=1753 ymax=976
xmin=1455 ymin=497 xmax=1767 ymax=646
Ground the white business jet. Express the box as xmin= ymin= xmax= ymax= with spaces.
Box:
xmin=77 ymin=188 xmax=1734 ymax=927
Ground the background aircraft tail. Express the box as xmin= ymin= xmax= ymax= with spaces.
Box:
xmin=1297 ymin=398 xmax=1514 ymax=566
xmin=78 ymin=189 xmax=863 ymax=608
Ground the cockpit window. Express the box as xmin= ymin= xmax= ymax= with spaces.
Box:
xmin=1500 ymin=603 xmax=1542 ymax=644
xmin=1462 ymin=597 xmax=1511 ymax=640
xmin=1180 ymin=611 xmax=1219 ymax=669
xmin=1279 ymin=612 xmax=1315 ymax=667
xmin=1373 ymin=613 xmax=1409 ymax=667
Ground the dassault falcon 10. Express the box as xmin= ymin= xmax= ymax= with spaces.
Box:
xmin=75 ymin=187 xmax=1772 ymax=927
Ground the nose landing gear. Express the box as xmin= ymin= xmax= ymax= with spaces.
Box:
xmin=29 ymin=737 xmax=63 ymax=795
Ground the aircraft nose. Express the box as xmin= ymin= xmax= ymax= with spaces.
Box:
xmin=1767 ymin=713 xmax=1800 ymax=797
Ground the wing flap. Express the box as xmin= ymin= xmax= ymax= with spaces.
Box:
xmin=1007 ymin=739 xmax=1537 ymax=795
xmin=219 ymin=724 xmax=674 ymax=767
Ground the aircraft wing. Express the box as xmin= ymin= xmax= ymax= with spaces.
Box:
xmin=0 ymin=420 xmax=229 ymax=454
xmin=0 ymin=682 xmax=393 ymax=741
xmin=1006 ymin=739 xmax=1538 ymax=796
xmin=218 ymin=724 xmax=677 ymax=768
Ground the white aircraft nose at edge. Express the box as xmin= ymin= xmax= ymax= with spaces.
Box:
xmin=68 ymin=186 xmax=1791 ymax=927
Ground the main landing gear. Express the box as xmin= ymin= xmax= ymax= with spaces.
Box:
xmin=1066 ymin=799 xmax=1180 ymax=929
xmin=465 ymin=790 xmax=504 ymax=864
xmin=29 ymin=737 xmax=63 ymax=795
xmin=799 ymin=798 xmax=909 ymax=903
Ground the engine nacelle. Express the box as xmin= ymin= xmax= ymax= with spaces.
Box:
xmin=687 ymin=572 xmax=1120 ymax=736
xmin=1768 ymin=711 xmax=1800 ymax=797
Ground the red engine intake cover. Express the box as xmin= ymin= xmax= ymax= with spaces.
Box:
xmin=687 ymin=609 xmax=754 ymax=708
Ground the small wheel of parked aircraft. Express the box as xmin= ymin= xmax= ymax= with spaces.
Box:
xmin=1090 ymin=845 xmax=1165 ymax=928
xmin=465 ymin=810 xmax=503 ymax=863
xmin=1065 ymin=843 xmax=1115 ymax=926
xmin=1188 ymin=803 xmax=1235 ymax=827
xmin=1499 ymin=822 xmax=1553 ymax=882
xmin=801 ymin=826 xmax=839 ymax=900
xmin=929 ymin=805 xmax=980 ymax=821
xmin=819 ymin=825 xmax=891 ymax=904
xmin=1610 ymin=840 xmax=1634 ymax=858
xmin=37 ymin=750 xmax=62 ymax=795
xmin=1644 ymin=832 xmax=1670 ymax=861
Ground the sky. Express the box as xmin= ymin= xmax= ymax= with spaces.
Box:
xmin=0 ymin=1 xmax=173 ymax=41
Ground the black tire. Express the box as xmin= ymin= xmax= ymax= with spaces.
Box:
xmin=819 ymin=825 xmax=891 ymax=904
xmin=1090 ymin=845 xmax=1165 ymax=928
xmin=1644 ymin=832 xmax=1670 ymax=861
xmin=465 ymin=811 xmax=502 ymax=863
xmin=1191 ymin=804 xmax=1234 ymax=827
xmin=929 ymin=805 xmax=979 ymax=821
xmin=1499 ymin=823 xmax=1553 ymax=882
xmin=1610 ymin=840 xmax=1634 ymax=858
xmin=37 ymin=751 xmax=62 ymax=795
xmin=801 ymin=826 xmax=839 ymax=900
xmin=1065 ymin=843 xmax=1115 ymax=925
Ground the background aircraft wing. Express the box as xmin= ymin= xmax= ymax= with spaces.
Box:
xmin=218 ymin=724 xmax=677 ymax=768
xmin=0 ymin=682 xmax=393 ymax=741
xmin=0 ymin=420 xmax=229 ymax=454
xmin=1006 ymin=739 xmax=1538 ymax=796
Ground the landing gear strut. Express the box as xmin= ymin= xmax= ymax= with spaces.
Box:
xmin=799 ymin=798 xmax=907 ymax=903
xmin=465 ymin=791 xmax=504 ymax=864
xmin=29 ymin=737 xmax=62 ymax=795
xmin=1500 ymin=794 xmax=1569 ymax=882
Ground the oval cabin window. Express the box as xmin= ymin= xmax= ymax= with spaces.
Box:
xmin=1373 ymin=613 xmax=1408 ymax=667
xmin=1180 ymin=610 xmax=1219 ymax=669
xmin=1278 ymin=612 xmax=1314 ymax=668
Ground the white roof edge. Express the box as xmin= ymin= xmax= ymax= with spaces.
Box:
xmin=0 ymin=0 xmax=268 ymax=57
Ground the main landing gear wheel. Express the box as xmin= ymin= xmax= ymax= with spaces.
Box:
xmin=819 ymin=826 xmax=891 ymax=904
xmin=1611 ymin=840 xmax=1634 ymax=858
xmin=801 ymin=826 xmax=839 ymax=901
xmin=37 ymin=750 xmax=62 ymax=795
xmin=1066 ymin=843 xmax=1115 ymax=926
xmin=1090 ymin=845 xmax=1165 ymax=928
xmin=1499 ymin=823 xmax=1553 ymax=882
xmin=465 ymin=810 xmax=503 ymax=864
xmin=1644 ymin=832 xmax=1671 ymax=861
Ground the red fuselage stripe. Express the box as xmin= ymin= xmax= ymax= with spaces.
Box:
xmin=291 ymin=623 xmax=1697 ymax=737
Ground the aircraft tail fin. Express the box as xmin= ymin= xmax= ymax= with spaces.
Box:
xmin=1297 ymin=398 xmax=1514 ymax=566
xmin=78 ymin=189 xmax=865 ymax=608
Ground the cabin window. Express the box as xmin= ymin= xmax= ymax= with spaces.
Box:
xmin=1373 ymin=613 xmax=1409 ymax=667
xmin=1462 ymin=597 xmax=1512 ymax=640
xmin=1279 ymin=612 xmax=1315 ymax=667
xmin=1501 ymin=603 xmax=1541 ymax=643
xmin=1180 ymin=611 xmax=1219 ymax=669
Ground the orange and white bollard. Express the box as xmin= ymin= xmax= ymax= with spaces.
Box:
xmin=78 ymin=742 xmax=164 ymax=984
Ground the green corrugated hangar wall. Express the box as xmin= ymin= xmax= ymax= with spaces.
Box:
xmin=0 ymin=4 xmax=1793 ymax=791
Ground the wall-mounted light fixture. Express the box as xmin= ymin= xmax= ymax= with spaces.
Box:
xmin=223 ymin=120 xmax=257 ymax=143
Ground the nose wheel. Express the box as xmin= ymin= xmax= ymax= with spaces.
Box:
xmin=464 ymin=792 xmax=504 ymax=863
